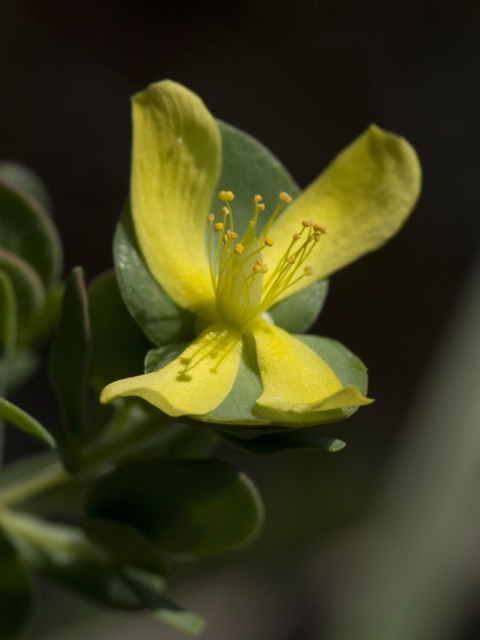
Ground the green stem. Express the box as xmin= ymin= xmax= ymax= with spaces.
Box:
xmin=0 ymin=461 xmax=68 ymax=509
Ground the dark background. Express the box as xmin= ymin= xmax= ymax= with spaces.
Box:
xmin=1 ymin=1 xmax=480 ymax=638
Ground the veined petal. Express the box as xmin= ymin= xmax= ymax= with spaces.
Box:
xmin=246 ymin=318 xmax=371 ymax=413
xmin=267 ymin=125 xmax=421 ymax=300
xmin=100 ymin=323 xmax=242 ymax=417
xmin=131 ymin=80 xmax=221 ymax=319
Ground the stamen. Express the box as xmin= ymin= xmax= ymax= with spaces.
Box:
xmin=313 ymin=223 xmax=327 ymax=234
xmin=293 ymin=232 xmax=301 ymax=241
xmin=279 ymin=191 xmax=293 ymax=203
xmin=253 ymin=194 xmax=263 ymax=203
xmin=287 ymin=256 xmax=295 ymax=264
xmin=304 ymin=266 xmax=314 ymax=276
xmin=221 ymin=234 xmax=228 ymax=244
xmin=214 ymin=222 xmax=224 ymax=232
xmin=234 ymin=244 xmax=244 ymax=254
xmin=218 ymin=190 xmax=234 ymax=201
xmin=264 ymin=237 xmax=274 ymax=247
xmin=302 ymin=219 xmax=313 ymax=227
xmin=227 ymin=230 xmax=238 ymax=239
xmin=207 ymin=213 xmax=214 ymax=223
xmin=221 ymin=206 xmax=229 ymax=216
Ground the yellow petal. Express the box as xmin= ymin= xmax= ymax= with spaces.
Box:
xmin=267 ymin=125 xmax=421 ymax=301
xmin=246 ymin=318 xmax=371 ymax=412
xmin=100 ymin=323 xmax=242 ymax=417
xmin=131 ymin=80 xmax=221 ymax=319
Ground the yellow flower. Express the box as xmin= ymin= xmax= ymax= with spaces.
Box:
xmin=100 ymin=80 xmax=421 ymax=427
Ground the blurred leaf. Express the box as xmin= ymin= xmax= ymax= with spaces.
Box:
xmin=86 ymin=459 xmax=264 ymax=559
xmin=218 ymin=429 xmax=345 ymax=455
xmin=123 ymin=568 xmax=205 ymax=635
xmin=145 ymin=334 xmax=368 ymax=431
xmin=212 ymin=120 xmax=300 ymax=244
xmin=0 ymin=249 xmax=45 ymax=337
xmin=83 ymin=517 xmax=173 ymax=576
xmin=0 ymin=399 xmax=56 ymax=448
xmin=0 ymin=178 xmax=61 ymax=288
xmin=0 ymin=529 xmax=32 ymax=640
xmin=0 ymin=161 xmax=52 ymax=214
xmin=0 ymin=451 xmax=59 ymax=490
xmin=114 ymin=200 xmax=196 ymax=347
xmin=20 ymin=282 xmax=64 ymax=348
xmin=268 ymin=279 xmax=329 ymax=333
xmin=88 ymin=270 xmax=153 ymax=392
xmin=0 ymin=269 xmax=16 ymax=357
xmin=0 ymin=349 xmax=39 ymax=395
xmin=0 ymin=510 xmax=144 ymax=611
xmin=48 ymin=267 xmax=91 ymax=442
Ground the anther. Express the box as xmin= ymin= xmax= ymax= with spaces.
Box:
xmin=302 ymin=219 xmax=313 ymax=227
xmin=261 ymin=264 xmax=269 ymax=273
xmin=313 ymin=223 xmax=327 ymax=234
xmin=253 ymin=264 xmax=263 ymax=274
xmin=214 ymin=222 xmax=224 ymax=232
xmin=264 ymin=237 xmax=274 ymax=247
xmin=287 ymin=256 xmax=296 ymax=264
xmin=313 ymin=233 xmax=322 ymax=242
xmin=293 ymin=232 xmax=301 ymax=241
xmin=257 ymin=203 xmax=265 ymax=210
xmin=280 ymin=191 xmax=293 ymax=203
xmin=221 ymin=206 xmax=229 ymax=215
xmin=304 ymin=266 xmax=314 ymax=276
xmin=218 ymin=190 xmax=235 ymax=201
xmin=253 ymin=194 xmax=263 ymax=203
xmin=234 ymin=244 xmax=244 ymax=254
xmin=221 ymin=234 xmax=228 ymax=244
xmin=207 ymin=213 xmax=215 ymax=223
xmin=227 ymin=230 xmax=238 ymax=239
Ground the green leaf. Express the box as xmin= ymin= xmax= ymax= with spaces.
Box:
xmin=145 ymin=334 xmax=368 ymax=431
xmin=0 ymin=399 xmax=56 ymax=448
xmin=86 ymin=459 xmax=264 ymax=559
xmin=268 ymin=279 xmax=329 ymax=333
xmin=0 ymin=510 xmax=144 ymax=611
xmin=88 ymin=270 xmax=153 ymax=392
xmin=123 ymin=568 xmax=205 ymax=635
xmin=212 ymin=121 xmax=300 ymax=244
xmin=0 ymin=178 xmax=61 ymax=289
xmin=20 ymin=282 xmax=64 ymax=348
xmin=0 ymin=249 xmax=45 ymax=337
xmin=0 ymin=349 xmax=39 ymax=395
xmin=0 ymin=161 xmax=52 ymax=214
xmin=0 ymin=529 xmax=32 ymax=640
xmin=0 ymin=270 xmax=16 ymax=357
xmin=114 ymin=200 xmax=196 ymax=347
xmin=218 ymin=430 xmax=345 ymax=455
xmin=48 ymin=267 xmax=91 ymax=442
xmin=83 ymin=517 xmax=173 ymax=576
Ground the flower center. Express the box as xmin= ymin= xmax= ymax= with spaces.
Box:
xmin=207 ymin=190 xmax=326 ymax=329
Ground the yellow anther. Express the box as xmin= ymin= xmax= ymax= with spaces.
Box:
xmin=221 ymin=234 xmax=228 ymax=244
xmin=234 ymin=244 xmax=244 ymax=254
xmin=253 ymin=194 xmax=263 ymax=203
xmin=280 ymin=191 xmax=293 ymax=203
xmin=218 ymin=190 xmax=235 ymax=201
xmin=261 ymin=264 xmax=269 ymax=273
xmin=221 ymin=206 xmax=229 ymax=216
xmin=227 ymin=230 xmax=238 ymax=239
xmin=264 ymin=237 xmax=274 ymax=247
xmin=207 ymin=213 xmax=215 ymax=223
xmin=254 ymin=260 xmax=262 ymax=266
xmin=293 ymin=232 xmax=301 ymax=241
xmin=313 ymin=233 xmax=322 ymax=243
xmin=302 ymin=219 xmax=313 ymax=227
xmin=257 ymin=203 xmax=265 ymax=210
xmin=313 ymin=223 xmax=327 ymax=234
xmin=287 ymin=256 xmax=296 ymax=264
xmin=304 ymin=266 xmax=314 ymax=276
xmin=253 ymin=264 xmax=263 ymax=274
xmin=214 ymin=222 xmax=224 ymax=232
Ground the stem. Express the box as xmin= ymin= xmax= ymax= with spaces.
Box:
xmin=0 ymin=461 xmax=68 ymax=509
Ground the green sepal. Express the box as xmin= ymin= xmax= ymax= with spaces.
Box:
xmin=0 ymin=178 xmax=61 ymax=289
xmin=122 ymin=568 xmax=205 ymax=636
xmin=114 ymin=200 xmax=196 ymax=347
xmin=0 ymin=250 xmax=45 ymax=339
xmin=145 ymin=334 xmax=368 ymax=432
xmin=218 ymin=429 xmax=345 ymax=455
xmin=0 ymin=161 xmax=52 ymax=214
xmin=268 ymin=279 xmax=329 ymax=333
xmin=0 ymin=269 xmax=16 ymax=357
xmin=48 ymin=267 xmax=91 ymax=443
xmin=212 ymin=121 xmax=300 ymax=245
xmin=0 ymin=399 xmax=56 ymax=448
xmin=0 ymin=510 xmax=145 ymax=611
xmin=83 ymin=517 xmax=173 ymax=576
xmin=86 ymin=459 xmax=264 ymax=559
xmin=0 ymin=529 xmax=32 ymax=640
